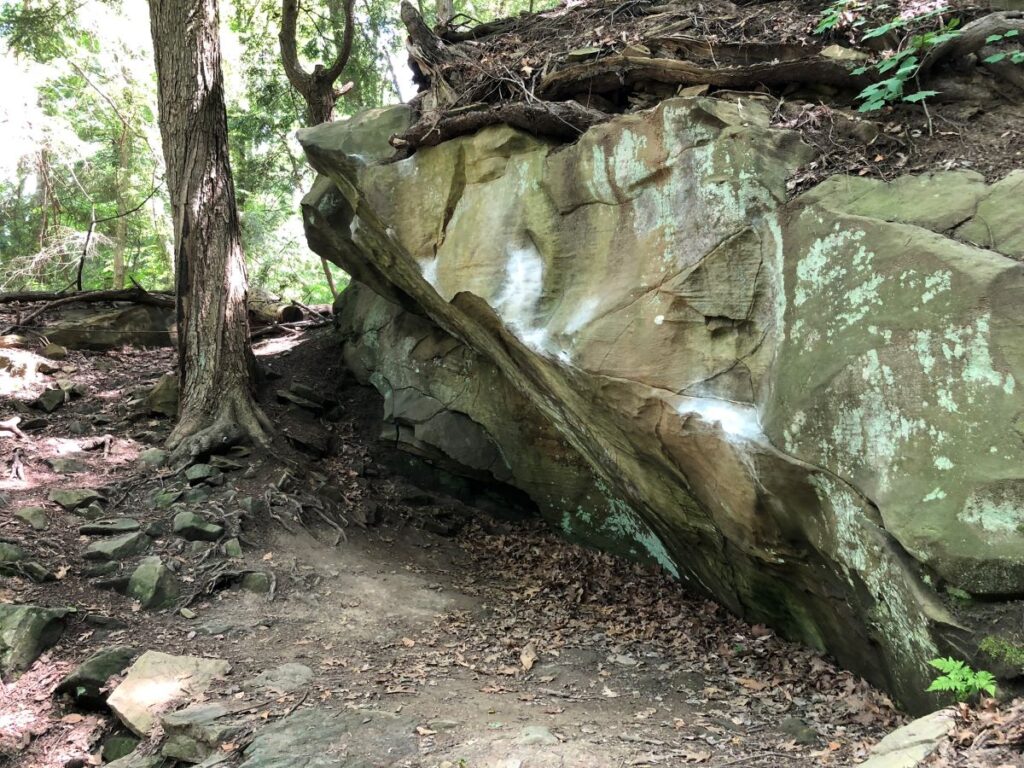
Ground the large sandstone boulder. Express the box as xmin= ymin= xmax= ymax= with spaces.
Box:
xmin=299 ymin=100 xmax=1024 ymax=712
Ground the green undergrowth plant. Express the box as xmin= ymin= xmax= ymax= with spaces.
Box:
xmin=926 ymin=657 xmax=997 ymax=702
xmin=816 ymin=1 xmax=962 ymax=111
xmin=982 ymin=29 xmax=1024 ymax=65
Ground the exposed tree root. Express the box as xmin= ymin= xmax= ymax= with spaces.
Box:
xmin=393 ymin=1 xmax=1024 ymax=154
xmin=167 ymin=388 xmax=273 ymax=465
xmin=392 ymin=100 xmax=609 ymax=150
xmin=537 ymin=53 xmax=864 ymax=100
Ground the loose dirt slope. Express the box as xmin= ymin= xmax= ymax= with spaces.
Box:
xmin=0 ymin=320 xmax=911 ymax=767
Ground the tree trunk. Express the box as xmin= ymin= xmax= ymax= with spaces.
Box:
xmin=112 ymin=124 xmax=130 ymax=290
xmin=149 ymin=0 xmax=270 ymax=458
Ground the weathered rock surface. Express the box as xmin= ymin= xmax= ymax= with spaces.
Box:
xmin=84 ymin=531 xmax=150 ymax=561
xmin=299 ymin=99 xmax=1024 ymax=711
xmin=49 ymin=487 xmax=105 ymax=510
xmin=127 ymin=556 xmax=179 ymax=610
xmin=55 ymin=645 xmax=138 ymax=709
xmin=173 ymin=510 xmax=224 ymax=541
xmin=214 ymin=707 xmax=417 ymax=768
xmin=45 ymin=304 xmax=175 ymax=350
xmin=107 ymin=651 xmax=231 ymax=736
xmin=0 ymin=604 xmax=71 ymax=675
xmin=145 ymin=373 xmax=179 ymax=417
xmin=858 ymin=709 xmax=955 ymax=768
xmin=15 ymin=506 xmax=49 ymax=530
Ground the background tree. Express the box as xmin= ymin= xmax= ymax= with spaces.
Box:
xmin=149 ymin=0 xmax=271 ymax=454
xmin=279 ymin=0 xmax=357 ymax=125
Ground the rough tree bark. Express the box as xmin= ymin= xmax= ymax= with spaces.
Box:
xmin=149 ymin=0 xmax=271 ymax=458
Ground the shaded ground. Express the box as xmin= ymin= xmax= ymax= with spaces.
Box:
xmin=0 ymin=319 xmax=928 ymax=767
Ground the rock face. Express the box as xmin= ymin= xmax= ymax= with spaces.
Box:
xmin=0 ymin=604 xmax=71 ymax=675
xmin=107 ymin=651 xmax=231 ymax=736
xmin=299 ymin=100 xmax=1024 ymax=712
xmin=44 ymin=304 xmax=175 ymax=350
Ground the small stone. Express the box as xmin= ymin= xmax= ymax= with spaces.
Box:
xmin=516 ymin=725 xmax=559 ymax=746
xmin=145 ymin=374 xmax=178 ymax=418
xmin=820 ymin=43 xmax=870 ymax=62
xmin=138 ymin=448 xmax=169 ymax=468
xmin=67 ymin=419 xmax=88 ymax=435
xmin=223 ymin=538 xmax=243 ymax=558
xmin=93 ymin=575 xmax=130 ymax=593
xmin=0 ymin=541 xmax=26 ymax=564
xmin=43 ymin=342 xmax=67 ymax=359
xmin=152 ymin=489 xmax=183 ymax=508
xmin=79 ymin=518 xmax=141 ymax=536
xmin=190 ymin=541 xmax=212 ymax=556
xmin=429 ymin=719 xmax=460 ymax=732
xmin=182 ymin=487 xmax=210 ymax=503
xmin=78 ymin=502 xmax=107 ymax=520
xmin=184 ymin=464 xmax=222 ymax=485
xmin=18 ymin=561 xmax=55 ymax=582
xmin=15 ymin=506 xmax=48 ymax=530
xmin=160 ymin=701 xmax=248 ymax=762
xmin=248 ymin=662 xmax=313 ymax=693
xmin=107 ymin=651 xmax=231 ymax=736
xmin=276 ymin=389 xmax=324 ymax=413
xmin=46 ymin=457 xmax=88 ymax=474
xmin=0 ymin=604 xmax=72 ymax=675
xmin=83 ymin=531 xmax=150 ymax=562
xmin=566 ymin=46 xmax=601 ymax=61
xmin=173 ymin=511 xmax=224 ymax=542
xmin=127 ymin=557 xmax=179 ymax=610
xmin=858 ymin=710 xmax=955 ymax=768
xmin=48 ymin=488 xmax=105 ymax=510
xmin=83 ymin=562 xmax=120 ymax=577
xmin=780 ymin=716 xmax=818 ymax=745
xmin=102 ymin=733 xmax=140 ymax=762
xmin=55 ymin=645 xmax=138 ymax=709
xmin=34 ymin=388 xmax=67 ymax=413
xmin=84 ymin=614 xmax=127 ymax=629
xmin=179 ymin=607 xmax=196 ymax=619
xmin=240 ymin=571 xmax=272 ymax=593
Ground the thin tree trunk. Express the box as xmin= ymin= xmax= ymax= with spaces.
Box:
xmin=112 ymin=124 xmax=130 ymax=290
xmin=149 ymin=0 xmax=270 ymax=458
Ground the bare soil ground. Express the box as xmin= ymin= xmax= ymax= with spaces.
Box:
xmin=0 ymin=315 xmax=1014 ymax=767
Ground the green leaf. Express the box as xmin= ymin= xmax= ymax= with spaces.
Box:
xmin=863 ymin=21 xmax=897 ymax=40
xmin=1006 ymin=29 xmax=1020 ymax=37
xmin=1012 ymin=52 xmax=1024 ymax=64
xmin=851 ymin=65 xmax=868 ymax=75
xmin=984 ymin=52 xmax=1008 ymax=63
xmin=858 ymin=100 xmax=886 ymax=112
xmin=986 ymin=33 xmax=1004 ymax=44
xmin=904 ymin=90 xmax=939 ymax=103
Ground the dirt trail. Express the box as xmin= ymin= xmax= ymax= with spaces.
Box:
xmin=0 ymin=326 xmax=903 ymax=767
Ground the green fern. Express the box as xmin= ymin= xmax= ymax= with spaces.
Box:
xmin=926 ymin=657 xmax=997 ymax=702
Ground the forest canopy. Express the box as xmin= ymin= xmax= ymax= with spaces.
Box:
xmin=0 ymin=0 xmax=546 ymax=302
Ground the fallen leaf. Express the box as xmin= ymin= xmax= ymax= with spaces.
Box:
xmin=736 ymin=676 xmax=767 ymax=692
xmin=61 ymin=714 xmax=84 ymax=724
xmin=416 ymin=726 xmax=437 ymax=736
xmin=602 ymin=685 xmax=619 ymax=698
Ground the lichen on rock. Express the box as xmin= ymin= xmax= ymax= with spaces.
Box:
xmin=299 ymin=97 xmax=1024 ymax=712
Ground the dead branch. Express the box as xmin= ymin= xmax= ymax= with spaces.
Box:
xmin=539 ymin=54 xmax=864 ymax=100
xmin=392 ymin=100 xmax=609 ymax=151
xmin=0 ymin=287 xmax=173 ymax=336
